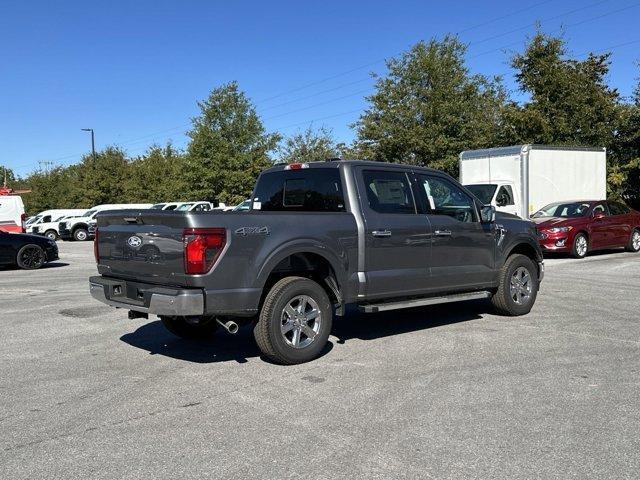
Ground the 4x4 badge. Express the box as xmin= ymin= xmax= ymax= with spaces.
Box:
xmin=235 ymin=226 xmax=269 ymax=236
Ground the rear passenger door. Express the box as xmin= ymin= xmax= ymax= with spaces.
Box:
xmin=356 ymin=168 xmax=432 ymax=300
xmin=607 ymin=201 xmax=633 ymax=246
xmin=415 ymin=174 xmax=496 ymax=291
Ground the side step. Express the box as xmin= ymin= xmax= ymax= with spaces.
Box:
xmin=359 ymin=291 xmax=491 ymax=313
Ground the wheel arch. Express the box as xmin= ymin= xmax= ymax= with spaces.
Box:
xmin=256 ymin=243 xmax=346 ymax=313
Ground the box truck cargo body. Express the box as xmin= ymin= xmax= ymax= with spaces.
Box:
xmin=459 ymin=145 xmax=607 ymax=219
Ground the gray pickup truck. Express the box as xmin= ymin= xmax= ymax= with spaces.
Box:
xmin=90 ymin=160 xmax=544 ymax=364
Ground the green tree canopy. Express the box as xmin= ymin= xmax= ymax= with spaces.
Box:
xmin=125 ymin=143 xmax=187 ymax=203
xmin=185 ymin=82 xmax=280 ymax=204
xmin=353 ymin=36 xmax=507 ymax=175
xmin=504 ymin=32 xmax=620 ymax=148
xmin=278 ymin=126 xmax=339 ymax=164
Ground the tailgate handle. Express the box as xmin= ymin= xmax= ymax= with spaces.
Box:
xmin=123 ymin=217 xmax=141 ymax=224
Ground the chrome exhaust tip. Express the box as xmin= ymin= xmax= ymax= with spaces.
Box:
xmin=216 ymin=318 xmax=239 ymax=334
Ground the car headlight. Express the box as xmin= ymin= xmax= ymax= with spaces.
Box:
xmin=546 ymin=226 xmax=573 ymax=233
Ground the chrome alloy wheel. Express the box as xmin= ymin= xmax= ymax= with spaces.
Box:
xmin=575 ymin=235 xmax=588 ymax=257
xmin=633 ymin=231 xmax=640 ymax=251
xmin=281 ymin=295 xmax=321 ymax=349
xmin=510 ymin=267 xmax=532 ymax=305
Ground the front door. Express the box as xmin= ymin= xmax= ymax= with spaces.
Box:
xmin=356 ymin=168 xmax=432 ymax=300
xmin=415 ymin=174 xmax=496 ymax=291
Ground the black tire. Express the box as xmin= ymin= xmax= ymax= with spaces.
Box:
xmin=491 ymin=254 xmax=539 ymax=316
xmin=571 ymin=232 xmax=588 ymax=259
xmin=626 ymin=229 xmax=640 ymax=253
xmin=44 ymin=230 xmax=58 ymax=241
xmin=254 ymin=276 xmax=332 ymax=365
xmin=73 ymin=228 xmax=89 ymax=241
xmin=160 ymin=316 xmax=219 ymax=340
xmin=16 ymin=244 xmax=46 ymax=270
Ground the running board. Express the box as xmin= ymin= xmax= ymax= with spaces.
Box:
xmin=359 ymin=291 xmax=491 ymax=313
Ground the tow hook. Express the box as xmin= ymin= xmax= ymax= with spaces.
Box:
xmin=216 ymin=318 xmax=239 ymax=334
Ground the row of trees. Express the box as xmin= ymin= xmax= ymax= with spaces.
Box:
xmin=5 ymin=32 xmax=639 ymax=214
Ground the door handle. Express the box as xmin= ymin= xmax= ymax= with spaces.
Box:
xmin=434 ymin=230 xmax=452 ymax=237
xmin=372 ymin=230 xmax=392 ymax=237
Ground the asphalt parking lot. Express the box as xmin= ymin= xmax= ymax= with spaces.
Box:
xmin=1 ymin=242 xmax=639 ymax=479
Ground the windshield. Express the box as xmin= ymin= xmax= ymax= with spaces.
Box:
xmin=26 ymin=215 xmax=42 ymax=225
xmin=465 ymin=184 xmax=497 ymax=204
xmin=151 ymin=203 xmax=166 ymax=210
xmin=176 ymin=203 xmax=194 ymax=211
xmin=532 ymin=202 xmax=591 ymax=218
xmin=83 ymin=209 xmax=97 ymax=218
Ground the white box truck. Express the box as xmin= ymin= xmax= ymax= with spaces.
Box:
xmin=459 ymin=145 xmax=607 ymax=219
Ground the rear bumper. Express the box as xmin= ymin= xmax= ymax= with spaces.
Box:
xmin=89 ymin=276 xmax=204 ymax=316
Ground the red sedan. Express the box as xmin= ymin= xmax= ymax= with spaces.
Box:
xmin=532 ymin=200 xmax=640 ymax=259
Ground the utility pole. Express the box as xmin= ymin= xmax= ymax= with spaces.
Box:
xmin=38 ymin=160 xmax=53 ymax=173
xmin=81 ymin=128 xmax=96 ymax=162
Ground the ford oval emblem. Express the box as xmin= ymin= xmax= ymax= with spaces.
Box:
xmin=127 ymin=235 xmax=142 ymax=248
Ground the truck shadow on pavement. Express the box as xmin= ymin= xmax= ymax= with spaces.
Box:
xmin=119 ymin=299 xmax=490 ymax=365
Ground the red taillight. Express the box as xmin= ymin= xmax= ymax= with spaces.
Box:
xmin=94 ymin=227 xmax=100 ymax=263
xmin=21 ymin=213 xmax=26 ymax=233
xmin=183 ymin=228 xmax=226 ymax=275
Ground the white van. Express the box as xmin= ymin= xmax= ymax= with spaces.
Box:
xmin=26 ymin=209 xmax=86 ymax=235
xmin=59 ymin=204 xmax=153 ymax=241
xmin=0 ymin=194 xmax=26 ymax=233
xmin=30 ymin=212 xmax=87 ymax=240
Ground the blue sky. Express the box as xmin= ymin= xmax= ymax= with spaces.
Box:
xmin=1 ymin=0 xmax=639 ymax=177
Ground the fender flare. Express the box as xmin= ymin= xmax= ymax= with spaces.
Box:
xmin=254 ymin=239 xmax=347 ymax=292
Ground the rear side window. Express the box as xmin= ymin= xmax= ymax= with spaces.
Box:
xmin=362 ymin=170 xmax=415 ymax=214
xmin=608 ymin=202 xmax=630 ymax=216
xmin=254 ymin=169 xmax=345 ymax=212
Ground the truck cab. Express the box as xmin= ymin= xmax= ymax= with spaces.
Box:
xmin=465 ymin=181 xmax=521 ymax=217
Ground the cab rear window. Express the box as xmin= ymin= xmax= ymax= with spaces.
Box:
xmin=253 ymin=169 xmax=345 ymax=212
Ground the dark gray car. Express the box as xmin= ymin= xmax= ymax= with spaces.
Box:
xmin=90 ymin=160 xmax=544 ymax=364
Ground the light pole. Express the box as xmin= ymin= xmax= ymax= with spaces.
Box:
xmin=81 ymin=128 xmax=96 ymax=162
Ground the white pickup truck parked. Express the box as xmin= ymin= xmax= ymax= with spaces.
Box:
xmin=59 ymin=204 xmax=153 ymax=241
xmin=459 ymin=145 xmax=607 ymax=219
xmin=27 ymin=209 xmax=86 ymax=238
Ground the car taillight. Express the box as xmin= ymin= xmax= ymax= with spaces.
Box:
xmin=183 ymin=228 xmax=226 ymax=275
xmin=94 ymin=227 xmax=100 ymax=263
xmin=21 ymin=213 xmax=26 ymax=233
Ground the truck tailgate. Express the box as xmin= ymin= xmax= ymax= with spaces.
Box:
xmin=96 ymin=210 xmax=192 ymax=285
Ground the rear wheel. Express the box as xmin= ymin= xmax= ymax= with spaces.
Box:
xmin=16 ymin=244 xmax=46 ymax=270
xmin=626 ymin=229 xmax=640 ymax=252
xmin=44 ymin=230 xmax=58 ymax=241
xmin=73 ymin=228 xmax=88 ymax=241
xmin=160 ymin=316 xmax=219 ymax=340
xmin=571 ymin=233 xmax=588 ymax=259
xmin=254 ymin=277 xmax=332 ymax=365
xmin=491 ymin=254 xmax=539 ymax=316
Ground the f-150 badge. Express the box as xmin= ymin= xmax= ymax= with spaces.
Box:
xmin=235 ymin=226 xmax=270 ymax=236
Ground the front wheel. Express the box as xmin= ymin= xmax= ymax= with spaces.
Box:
xmin=626 ymin=229 xmax=640 ymax=253
xmin=44 ymin=230 xmax=58 ymax=241
xmin=160 ymin=316 xmax=219 ymax=340
xmin=571 ymin=233 xmax=588 ymax=259
xmin=254 ymin=277 xmax=333 ymax=365
xmin=73 ymin=228 xmax=89 ymax=241
xmin=491 ymin=254 xmax=539 ymax=316
xmin=16 ymin=244 xmax=46 ymax=270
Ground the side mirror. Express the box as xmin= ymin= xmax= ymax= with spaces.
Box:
xmin=593 ymin=211 xmax=606 ymax=220
xmin=481 ymin=205 xmax=496 ymax=223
